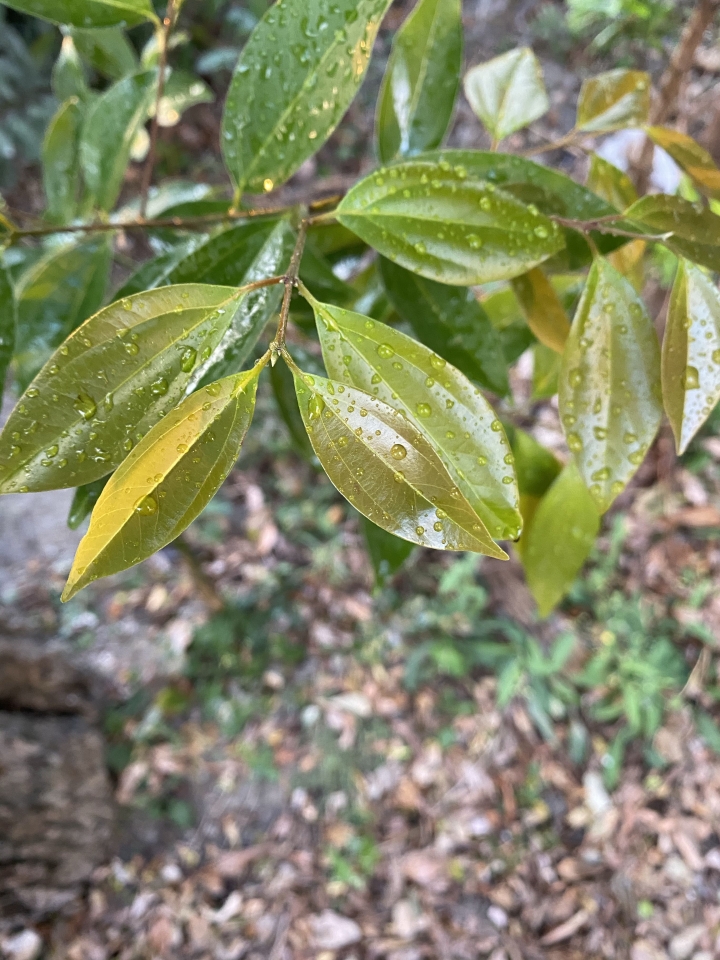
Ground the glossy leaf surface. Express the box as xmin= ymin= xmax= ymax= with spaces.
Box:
xmin=293 ymin=370 xmax=508 ymax=557
xmin=586 ymin=153 xmax=637 ymax=211
xmin=0 ymin=0 xmax=156 ymax=28
xmin=463 ymin=47 xmax=548 ymax=142
xmin=80 ymin=69 xmax=157 ymax=211
xmin=337 ymin=161 xmax=564 ymax=285
xmin=376 ymin=0 xmax=462 ymax=162
xmin=42 ymin=97 xmax=83 ymax=223
xmin=67 ymin=476 xmax=109 ymax=529
xmin=14 ymin=237 xmax=111 ymax=389
xmin=646 ymin=126 xmax=720 ymax=200
xmin=63 ymin=366 xmax=262 ymax=600
xmin=559 ymin=259 xmax=662 ymax=512
xmin=662 ymin=259 xmax=720 ymax=454
xmin=380 ymin=257 xmax=508 ymax=395
xmin=576 ymin=69 xmax=650 ymax=132
xmin=310 ymin=296 xmax=521 ymax=540
xmin=222 ymin=0 xmax=392 ymax=194
xmin=506 ymin=425 xmax=560 ymax=499
xmin=0 ymin=284 xmax=247 ymax=494
xmin=520 ymin=462 xmax=600 ymax=618
xmin=625 ymin=194 xmax=720 ymax=272
xmin=511 ymin=267 xmax=570 ymax=354
xmin=361 ymin=514 xmax=415 ymax=585
xmin=270 ymin=354 xmax=316 ymax=461
xmin=71 ymin=25 xmax=138 ymax=79
xmin=0 ymin=264 xmax=16 ymax=399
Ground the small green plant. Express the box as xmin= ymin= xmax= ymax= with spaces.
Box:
xmin=326 ymin=832 xmax=381 ymax=891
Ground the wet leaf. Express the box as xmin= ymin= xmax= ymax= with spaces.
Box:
xmin=222 ymin=0 xmax=392 ymax=194
xmin=269 ymin=350 xmax=317 ymax=460
xmin=506 ymin=425 xmax=560 ymax=498
xmin=520 ymin=461 xmax=600 ymax=618
xmin=510 ymin=267 xmax=570 ymax=354
xmin=376 ymin=0 xmax=462 ymax=162
xmin=293 ymin=367 xmax=508 ymax=557
xmin=62 ymin=364 xmax=263 ymax=600
xmin=14 ymin=236 xmax=112 ymax=389
xmin=0 ymin=283 xmax=249 ymax=494
xmin=625 ymin=194 xmax=720 ymax=272
xmin=662 ymin=259 xmax=720 ymax=454
xmin=336 ymin=160 xmax=564 ymax=285
xmin=308 ymin=293 xmax=522 ymax=540
xmin=70 ymin=25 xmax=138 ymax=79
xmin=380 ymin=257 xmax=509 ymax=395
xmin=463 ymin=47 xmax=548 ymax=143
xmin=42 ymin=97 xmax=83 ymax=223
xmin=1 ymin=0 xmax=156 ymax=28
xmin=67 ymin=476 xmax=109 ymax=529
xmin=80 ymin=69 xmax=157 ymax=211
xmin=576 ymin=69 xmax=650 ymax=132
xmin=586 ymin=153 xmax=637 ymax=210
xmin=646 ymin=126 xmax=720 ymax=200
xmin=532 ymin=342 xmax=560 ymax=399
xmin=480 ymin=286 xmax=536 ymax=364
xmin=155 ymin=70 xmax=213 ymax=127
xmin=0 ymin=263 xmax=16 ymax=399
xmin=558 ymin=258 xmax=662 ymax=512
xmin=361 ymin=514 xmax=415 ymax=585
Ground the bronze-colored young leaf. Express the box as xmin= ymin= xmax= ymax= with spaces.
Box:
xmin=576 ymin=69 xmax=650 ymax=133
xmin=586 ymin=153 xmax=637 ymax=211
xmin=376 ymin=0 xmax=462 ymax=163
xmin=519 ymin=461 xmax=600 ymax=618
xmin=510 ymin=267 xmax=570 ymax=354
xmin=307 ymin=294 xmax=522 ymax=541
xmin=0 ymin=263 xmax=16 ymax=400
xmin=646 ymin=126 xmax=720 ymax=200
xmin=0 ymin=284 xmax=249 ymax=495
xmin=558 ymin=259 xmax=662 ymax=513
xmin=62 ymin=364 xmax=263 ymax=600
xmin=336 ymin=161 xmax=564 ymax=285
xmin=1 ymin=0 xmax=156 ymax=28
xmin=662 ymin=259 xmax=720 ymax=454
xmin=222 ymin=0 xmax=392 ymax=195
xmin=42 ymin=97 xmax=83 ymax=223
xmin=293 ymin=368 xmax=507 ymax=558
xmin=625 ymin=194 xmax=720 ymax=272
xmin=463 ymin=47 xmax=548 ymax=143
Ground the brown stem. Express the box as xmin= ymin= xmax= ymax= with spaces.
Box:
xmin=520 ymin=130 xmax=585 ymax=157
xmin=272 ymin=216 xmax=309 ymax=350
xmin=634 ymin=0 xmax=720 ymax=192
xmin=139 ymin=2 xmax=177 ymax=219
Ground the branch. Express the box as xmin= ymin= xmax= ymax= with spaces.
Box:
xmin=550 ymin=214 xmax=668 ymax=243
xmin=272 ymin=216 xmax=309 ymax=352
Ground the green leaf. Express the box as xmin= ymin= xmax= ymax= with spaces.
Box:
xmin=62 ymin=364 xmax=263 ymax=600
xmin=531 ymin=342 xmax=560 ymax=400
xmin=361 ymin=513 xmax=415 ymax=585
xmin=463 ymin=47 xmax=548 ymax=143
xmin=379 ymin=257 xmax=509 ymax=395
xmin=625 ymin=194 xmax=720 ymax=272
xmin=269 ymin=352 xmax=316 ymax=460
xmin=376 ymin=0 xmax=462 ymax=163
xmin=646 ymin=126 xmax=720 ymax=200
xmin=1 ymin=0 xmax=156 ymax=28
xmin=0 ymin=263 xmax=16 ymax=399
xmin=295 ymin=243 xmax=355 ymax=317
xmin=42 ymin=97 xmax=83 ymax=224
xmin=336 ymin=160 xmax=564 ymax=285
xmin=558 ymin=258 xmax=662 ymax=512
xmin=510 ymin=267 xmax=570 ymax=354
xmin=506 ymin=425 xmax=560 ymax=498
xmin=292 ymin=367 xmax=508 ymax=557
xmin=662 ymin=259 xmax=720 ymax=454
xmin=70 ymin=25 xmax=138 ymax=79
xmin=0 ymin=283 xmax=251 ymax=494
xmin=14 ymin=237 xmax=112 ymax=389
xmin=480 ymin=286 xmax=536 ymax=364
xmin=80 ymin=69 xmax=157 ymax=212
xmin=222 ymin=0 xmax=392 ymax=194
xmin=155 ymin=70 xmax=213 ymax=128
xmin=576 ymin=69 xmax=650 ymax=133
xmin=67 ymin=476 xmax=109 ymax=529
xmin=308 ymin=294 xmax=522 ymax=541
xmin=113 ymin=240 xmax=204 ymax=299
xmin=520 ymin=461 xmax=600 ymax=618
xmin=52 ymin=36 xmax=90 ymax=102
xmin=586 ymin=153 xmax=637 ymax=210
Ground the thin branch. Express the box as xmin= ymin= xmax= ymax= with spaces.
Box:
xmin=139 ymin=1 xmax=178 ymax=218
xmin=519 ymin=130 xmax=584 ymax=157
xmin=272 ymin=217 xmax=309 ymax=351
xmin=550 ymin=214 xmax=669 ymax=243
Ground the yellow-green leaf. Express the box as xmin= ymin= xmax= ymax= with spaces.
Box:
xmin=586 ymin=153 xmax=637 ymax=210
xmin=662 ymin=259 xmax=720 ymax=454
xmin=292 ymin=368 xmax=507 ymax=558
xmin=0 ymin=284 xmax=249 ymax=494
xmin=532 ymin=343 xmax=560 ymax=400
xmin=1 ymin=0 xmax=156 ymax=28
xmin=520 ymin=461 xmax=600 ymax=618
xmin=646 ymin=126 xmax=720 ymax=200
xmin=558 ymin=258 xmax=662 ymax=512
xmin=307 ymin=295 xmax=522 ymax=541
xmin=510 ymin=267 xmax=570 ymax=354
xmin=62 ymin=364 xmax=263 ymax=600
xmin=463 ymin=47 xmax=548 ymax=143
xmin=336 ymin=160 xmax=564 ymax=285
xmin=625 ymin=194 xmax=720 ymax=272
xmin=576 ymin=69 xmax=650 ymax=133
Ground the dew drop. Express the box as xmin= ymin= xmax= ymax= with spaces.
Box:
xmin=134 ymin=494 xmax=158 ymax=515
xmin=26 ymin=388 xmax=39 ymax=398
xmin=180 ymin=347 xmax=197 ymax=372
xmin=416 ymin=402 xmax=432 ymax=418
xmin=125 ymin=341 xmax=140 ymax=356
xmin=593 ymin=426 xmax=607 ymax=441
xmin=73 ymin=392 xmax=97 ymax=420
xmin=391 ymin=443 xmax=407 ymax=460
xmin=567 ymin=432 xmax=583 ymax=452
xmin=377 ymin=343 xmax=394 ymax=359
xmin=682 ymin=366 xmax=700 ymax=390
xmin=151 ymin=378 xmax=169 ymax=397
xmin=415 ymin=526 xmax=425 ymax=536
